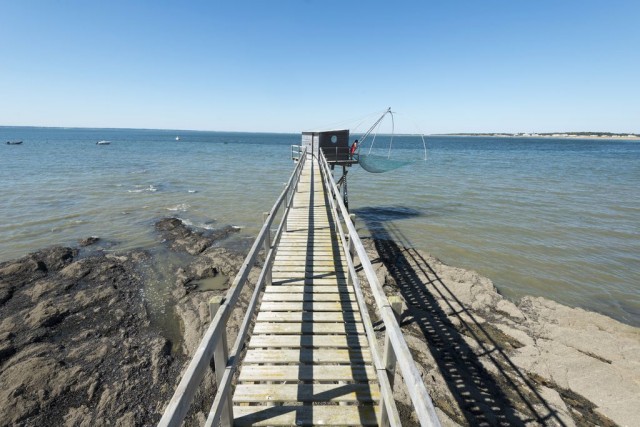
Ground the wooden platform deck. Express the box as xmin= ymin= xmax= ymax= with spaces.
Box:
xmin=232 ymin=158 xmax=380 ymax=426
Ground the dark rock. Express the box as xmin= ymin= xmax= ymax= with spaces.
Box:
xmin=0 ymin=227 xmax=247 ymax=426
xmin=0 ymin=338 xmax=15 ymax=363
xmin=0 ymin=246 xmax=186 ymax=426
xmin=0 ymin=284 xmax=13 ymax=305
xmin=78 ymin=236 xmax=100 ymax=247
xmin=155 ymin=218 xmax=240 ymax=255
xmin=36 ymin=246 xmax=76 ymax=272
xmin=0 ymin=246 xmax=77 ymax=288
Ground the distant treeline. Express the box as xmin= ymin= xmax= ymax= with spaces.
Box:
xmin=444 ymin=132 xmax=639 ymax=137
xmin=538 ymin=132 xmax=639 ymax=137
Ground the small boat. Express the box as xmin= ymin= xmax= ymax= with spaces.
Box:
xmin=96 ymin=140 xmax=111 ymax=145
xmin=175 ymin=136 xmax=180 ymax=141
xmin=6 ymin=141 xmax=23 ymax=145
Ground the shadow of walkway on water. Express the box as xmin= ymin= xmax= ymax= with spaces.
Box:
xmin=354 ymin=206 xmax=567 ymax=426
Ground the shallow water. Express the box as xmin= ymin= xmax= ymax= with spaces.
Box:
xmin=1 ymin=127 xmax=638 ymax=326
xmin=193 ymin=275 xmax=228 ymax=291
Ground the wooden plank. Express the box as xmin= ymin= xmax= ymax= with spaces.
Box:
xmin=272 ymin=265 xmax=346 ymax=271
xmin=264 ymin=285 xmax=354 ymax=294
xmin=244 ymin=348 xmax=371 ymax=364
xmin=273 ymin=259 xmax=344 ymax=266
xmin=281 ymin=233 xmax=334 ymax=237
xmin=260 ymin=301 xmax=359 ymax=312
xmin=248 ymin=334 xmax=369 ymax=349
xmin=278 ymin=240 xmax=335 ymax=245
xmin=270 ymin=277 xmax=350 ymax=288
xmin=262 ymin=292 xmax=356 ymax=301
xmin=233 ymin=405 xmax=379 ymax=427
xmin=238 ymin=364 xmax=376 ymax=382
xmin=271 ymin=273 xmax=347 ymax=280
xmin=256 ymin=312 xmax=361 ymax=323
xmin=271 ymin=271 xmax=347 ymax=278
xmin=233 ymin=405 xmax=380 ymax=426
xmin=233 ymin=383 xmax=379 ymax=403
xmin=275 ymin=246 xmax=338 ymax=251
xmin=274 ymin=259 xmax=346 ymax=265
xmin=276 ymin=239 xmax=336 ymax=243
xmin=273 ymin=254 xmax=342 ymax=260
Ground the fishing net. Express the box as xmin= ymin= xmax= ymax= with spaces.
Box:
xmin=352 ymin=108 xmax=427 ymax=174
xmin=356 ymin=154 xmax=413 ymax=173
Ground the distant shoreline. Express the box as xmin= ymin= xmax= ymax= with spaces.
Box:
xmin=435 ymin=133 xmax=640 ymax=140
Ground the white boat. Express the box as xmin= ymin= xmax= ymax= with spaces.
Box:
xmin=175 ymin=136 xmax=180 ymax=141
xmin=96 ymin=140 xmax=111 ymax=145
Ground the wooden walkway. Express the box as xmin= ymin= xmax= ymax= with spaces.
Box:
xmin=232 ymin=158 xmax=380 ymax=426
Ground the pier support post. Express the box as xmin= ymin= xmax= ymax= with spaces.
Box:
xmin=208 ymin=296 xmax=232 ymax=427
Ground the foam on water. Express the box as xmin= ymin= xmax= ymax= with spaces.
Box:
xmin=166 ymin=203 xmax=190 ymax=212
xmin=128 ymin=185 xmax=158 ymax=193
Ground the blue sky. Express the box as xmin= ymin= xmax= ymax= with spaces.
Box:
xmin=1 ymin=1 xmax=638 ymax=133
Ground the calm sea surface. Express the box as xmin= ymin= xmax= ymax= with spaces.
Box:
xmin=1 ymin=127 xmax=639 ymax=326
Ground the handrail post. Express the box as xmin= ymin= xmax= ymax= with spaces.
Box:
xmin=209 ymin=296 xmax=232 ymax=427
xmin=348 ymin=214 xmax=356 ymax=259
xmin=380 ymin=296 xmax=403 ymax=427
xmin=263 ymin=212 xmax=272 ymax=286
xmin=384 ymin=296 xmax=403 ymax=386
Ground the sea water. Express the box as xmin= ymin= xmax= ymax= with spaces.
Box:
xmin=1 ymin=127 xmax=638 ymax=326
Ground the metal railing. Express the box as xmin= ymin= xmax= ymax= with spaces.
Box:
xmin=158 ymin=147 xmax=307 ymax=427
xmin=318 ymin=149 xmax=441 ymax=427
xmin=321 ymin=146 xmax=356 ymax=163
xmin=291 ymin=144 xmax=303 ymax=161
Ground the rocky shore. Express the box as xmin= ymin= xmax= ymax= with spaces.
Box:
xmin=0 ymin=218 xmax=248 ymax=426
xmin=1 ymin=219 xmax=638 ymax=426
xmin=361 ymin=238 xmax=640 ymax=427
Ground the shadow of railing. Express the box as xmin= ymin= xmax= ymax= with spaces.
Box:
xmin=356 ymin=206 xmax=566 ymax=426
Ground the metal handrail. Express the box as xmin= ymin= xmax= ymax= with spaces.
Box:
xmin=159 ymin=147 xmax=307 ymax=427
xmin=291 ymin=144 xmax=302 ymax=161
xmin=318 ymin=149 xmax=441 ymax=427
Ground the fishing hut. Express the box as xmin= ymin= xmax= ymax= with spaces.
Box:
xmin=301 ymin=129 xmax=357 ymax=209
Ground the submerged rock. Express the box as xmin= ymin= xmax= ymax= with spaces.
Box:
xmin=78 ymin=236 xmax=100 ymax=247
xmin=156 ymin=218 xmax=240 ymax=255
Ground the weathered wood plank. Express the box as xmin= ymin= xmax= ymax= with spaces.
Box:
xmin=244 ymin=348 xmax=372 ymax=364
xmin=256 ymin=311 xmax=361 ymax=323
xmin=259 ymin=301 xmax=359 ymax=312
xmin=270 ymin=280 xmax=349 ymax=286
xmin=233 ymin=405 xmax=380 ymax=426
xmin=234 ymin=383 xmax=379 ymax=403
xmin=271 ymin=273 xmax=347 ymax=280
xmin=273 ymin=260 xmax=344 ymax=267
xmin=237 ymin=364 xmax=376 ymax=382
xmin=262 ymin=292 xmax=355 ymax=302
xmin=248 ymin=334 xmax=369 ymax=349
xmin=252 ymin=321 xmax=364 ymax=335
xmin=272 ymin=265 xmax=346 ymax=272
xmin=264 ymin=286 xmax=354 ymax=295
xmin=233 ymin=405 xmax=379 ymax=426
